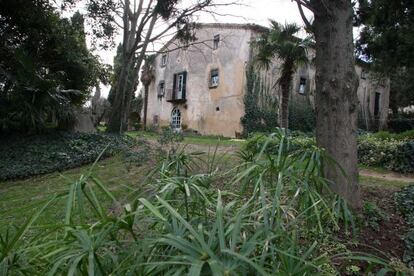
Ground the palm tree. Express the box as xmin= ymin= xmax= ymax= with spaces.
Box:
xmin=255 ymin=21 xmax=310 ymax=129
xmin=140 ymin=55 xmax=155 ymax=130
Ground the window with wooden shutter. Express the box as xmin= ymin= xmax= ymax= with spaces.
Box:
xmin=168 ymin=72 xmax=187 ymax=103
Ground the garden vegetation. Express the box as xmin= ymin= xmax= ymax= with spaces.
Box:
xmin=245 ymin=131 xmax=414 ymax=174
xmin=1 ymin=131 xmax=412 ymax=275
xmin=0 ymin=132 xmax=134 ymax=181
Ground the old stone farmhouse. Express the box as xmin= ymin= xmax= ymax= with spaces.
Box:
xmin=145 ymin=23 xmax=390 ymax=137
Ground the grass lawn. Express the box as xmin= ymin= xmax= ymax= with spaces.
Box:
xmin=126 ymin=130 xmax=245 ymax=146
xmin=0 ymin=156 xmax=150 ymax=232
xmin=359 ymin=175 xmax=410 ymax=189
xmin=1 ymin=137 xmax=414 ymax=274
xmin=1 ymin=140 xmax=411 ymax=232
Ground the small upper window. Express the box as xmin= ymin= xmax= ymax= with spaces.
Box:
xmin=213 ymin=34 xmax=220 ymax=50
xmin=361 ymin=69 xmax=367 ymax=80
xmin=298 ymin=77 xmax=306 ymax=94
xmin=210 ymin=69 xmax=219 ymax=88
xmin=161 ymin=54 xmax=167 ymax=67
xmin=158 ymin=81 xmax=165 ymax=98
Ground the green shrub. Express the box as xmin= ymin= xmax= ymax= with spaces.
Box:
xmin=243 ymin=131 xmax=315 ymax=157
xmin=0 ymin=132 xmax=134 ymax=181
xmin=362 ymin=201 xmax=388 ymax=231
xmin=288 ymin=96 xmax=316 ymax=132
xmin=395 ymin=185 xmax=414 ymax=268
xmin=157 ymin=127 xmax=184 ymax=147
xmin=245 ymin=132 xmax=414 ymax=173
xmin=241 ymin=65 xmax=279 ymax=136
xmin=371 ymin=130 xmax=414 ymax=141
xmin=395 ymin=184 xmax=414 ymax=227
xmin=388 ymin=114 xmax=414 ymax=133
xmin=358 ymin=135 xmax=414 ymax=173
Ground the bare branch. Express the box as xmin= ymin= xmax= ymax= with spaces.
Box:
xmin=295 ymin=0 xmax=312 ymax=30
xmin=291 ymin=0 xmax=317 ymax=14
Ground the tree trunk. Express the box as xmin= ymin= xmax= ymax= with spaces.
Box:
xmin=312 ymin=0 xmax=362 ymax=209
xmin=106 ymin=56 xmax=135 ymax=133
xmin=279 ymin=64 xmax=294 ymax=129
xmin=105 ymin=8 xmax=157 ymax=134
xmin=143 ymin=84 xmax=149 ymax=130
xmin=280 ymin=81 xmax=291 ymax=129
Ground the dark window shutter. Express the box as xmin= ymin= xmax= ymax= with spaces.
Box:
xmin=172 ymin=74 xmax=177 ymax=100
xmin=182 ymin=71 xmax=187 ymax=99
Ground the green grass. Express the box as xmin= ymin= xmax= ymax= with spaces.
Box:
xmin=0 ymin=156 xmax=149 ymax=232
xmin=0 ymin=158 xmax=407 ymax=232
xmin=0 ymin=136 xmax=411 ymax=233
xmin=126 ymin=130 xmax=245 ymax=146
xmin=359 ymin=175 xmax=410 ymax=189
xmin=358 ymin=164 xmax=391 ymax=174
xmin=126 ymin=130 xmax=159 ymax=139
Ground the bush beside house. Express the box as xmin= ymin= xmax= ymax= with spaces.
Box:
xmin=358 ymin=134 xmax=414 ymax=173
xmin=244 ymin=131 xmax=414 ymax=174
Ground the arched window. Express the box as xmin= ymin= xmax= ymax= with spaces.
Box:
xmin=171 ymin=108 xmax=181 ymax=130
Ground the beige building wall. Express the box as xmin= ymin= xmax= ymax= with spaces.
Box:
xmin=288 ymin=63 xmax=390 ymax=130
xmin=355 ymin=66 xmax=390 ymax=130
xmin=146 ymin=24 xmax=257 ymax=137
xmin=146 ymin=23 xmax=391 ymax=137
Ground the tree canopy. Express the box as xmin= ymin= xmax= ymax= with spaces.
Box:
xmin=356 ymin=0 xmax=414 ymax=71
xmin=0 ymin=0 xmax=106 ymax=133
xmin=356 ymin=0 xmax=414 ymax=112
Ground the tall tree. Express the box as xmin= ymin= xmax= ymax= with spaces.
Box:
xmin=107 ymin=43 xmax=137 ymax=107
xmin=356 ymin=0 xmax=414 ymax=113
xmin=86 ymin=0 xmax=229 ymax=133
xmin=254 ymin=21 xmax=310 ymax=129
xmin=0 ymin=1 xmax=104 ymax=133
xmin=140 ymin=55 xmax=155 ymax=130
xmin=293 ymin=0 xmax=362 ymax=208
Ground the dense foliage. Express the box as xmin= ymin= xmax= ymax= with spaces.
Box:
xmin=370 ymin=130 xmax=414 ymax=141
xmin=388 ymin=113 xmax=414 ymax=133
xmin=356 ymin=0 xmax=414 ymax=112
xmin=245 ymin=132 xmax=414 ymax=174
xmin=0 ymin=132 xmax=134 ymax=181
xmin=0 ymin=1 xmax=105 ymax=133
xmin=244 ymin=132 xmax=315 ymax=158
xmin=241 ymin=65 xmax=279 ymax=135
xmin=2 ymin=131 xmax=410 ymax=274
xmin=358 ymin=135 xmax=414 ymax=173
xmin=288 ymin=96 xmax=315 ymax=132
xmin=395 ymin=185 xmax=414 ymax=267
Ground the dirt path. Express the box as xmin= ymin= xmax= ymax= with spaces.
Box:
xmin=359 ymin=169 xmax=414 ymax=183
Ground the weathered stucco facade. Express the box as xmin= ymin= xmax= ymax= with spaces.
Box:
xmin=146 ymin=24 xmax=257 ymax=137
xmin=146 ymin=23 xmax=390 ymax=137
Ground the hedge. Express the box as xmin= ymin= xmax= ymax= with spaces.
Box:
xmin=0 ymin=132 xmax=134 ymax=181
xmin=244 ymin=132 xmax=315 ymax=156
xmin=244 ymin=132 xmax=414 ymax=174
xmin=358 ymin=135 xmax=414 ymax=174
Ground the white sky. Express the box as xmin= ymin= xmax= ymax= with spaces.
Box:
xmin=79 ymin=0 xmax=311 ymax=97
